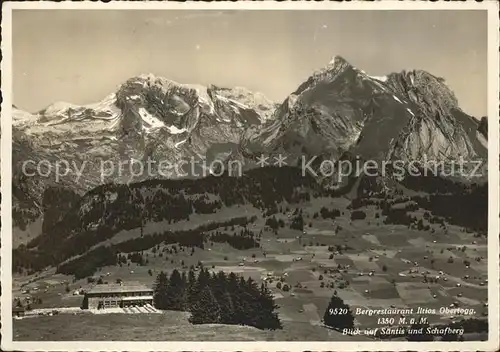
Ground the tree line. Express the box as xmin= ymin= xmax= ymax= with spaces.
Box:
xmin=15 ymin=166 xmax=320 ymax=275
xmin=52 ymin=216 xmax=256 ymax=279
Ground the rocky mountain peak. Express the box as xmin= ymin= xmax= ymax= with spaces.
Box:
xmin=292 ymin=55 xmax=356 ymax=97
xmin=11 ymin=73 xmax=278 ymax=225
xmin=386 ymin=69 xmax=459 ymax=117
xmin=238 ymin=56 xmax=486 ymax=175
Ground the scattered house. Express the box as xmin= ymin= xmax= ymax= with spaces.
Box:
xmin=82 ymin=283 xmax=153 ymax=310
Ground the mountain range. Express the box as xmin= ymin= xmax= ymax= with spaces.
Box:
xmin=11 ymin=55 xmax=488 ymax=236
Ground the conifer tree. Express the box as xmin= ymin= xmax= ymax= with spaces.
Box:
xmin=196 ymin=268 xmax=211 ymax=289
xmin=210 ymin=271 xmax=228 ymax=305
xmin=180 ymin=271 xmax=188 ymax=309
xmin=256 ymin=282 xmax=282 ymax=330
xmin=219 ymin=290 xmax=236 ymax=324
xmin=187 ymin=267 xmax=197 ymax=309
xmin=231 ymin=277 xmax=253 ymax=326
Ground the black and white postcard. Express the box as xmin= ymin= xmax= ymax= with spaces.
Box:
xmin=1 ymin=1 xmax=499 ymax=351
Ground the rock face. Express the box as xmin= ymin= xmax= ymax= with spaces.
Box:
xmin=238 ymin=56 xmax=487 ymax=167
xmin=383 ymin=70 xmax=486 ymax=162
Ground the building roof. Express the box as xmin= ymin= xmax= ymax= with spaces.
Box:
xmin=87 ymin=283 xmax=153 ymax=294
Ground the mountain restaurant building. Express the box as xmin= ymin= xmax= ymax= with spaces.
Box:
xmin=82 ymin=283 xmax=154 ymax=310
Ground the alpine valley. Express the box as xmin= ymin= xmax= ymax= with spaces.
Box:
xmin=12 ymin=56 xmax=489 ymax=341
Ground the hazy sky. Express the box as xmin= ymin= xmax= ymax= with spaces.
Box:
xmin=13 ymin=10 xmax=487 ymax=117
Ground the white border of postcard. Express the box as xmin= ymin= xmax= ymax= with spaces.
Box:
xmin=1 ymin=1 xmax=499 ymax=351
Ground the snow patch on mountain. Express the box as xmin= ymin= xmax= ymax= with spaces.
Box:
xmin=229 ymin=98 xmax=250 ymax=110
xmin=351 ymin=66 xmax=389 ymax=92
xmin=216 ymin=94 xmax=250 ymax=111
xmin=13 ymin=108 xmax=38 ymax=129
xmin=198 ymin=96 xmax=215 ymax=114
xmin=175 ymin=139 xmax=188 ymax=148
xmin=393 ymin=95 xmax=403 ymax=104
xmin=43 ymin=101 xmax=79 ymax=116
xmin=370 ymin=75 xmax=388 ymax=82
